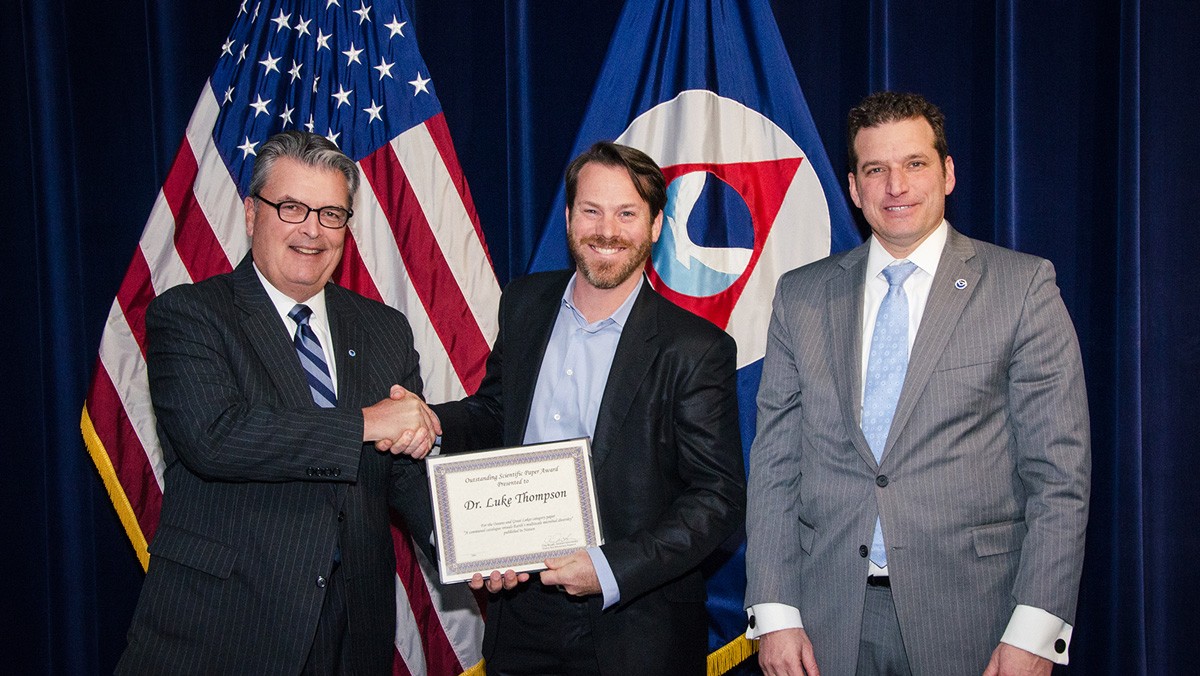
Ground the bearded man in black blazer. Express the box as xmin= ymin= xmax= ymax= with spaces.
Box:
xmin=431 ymin=142 xmax=746 ymax=676
xmin=118 ymin=131 xmax=440 ymax=674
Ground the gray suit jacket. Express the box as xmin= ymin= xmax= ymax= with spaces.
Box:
xmin=118 ymin=255 xmax=435 ymax=674
xmin=745 ymin=228 xmax=1090 ymax=676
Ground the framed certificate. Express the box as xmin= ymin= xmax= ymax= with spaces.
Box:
xmin=425 ymin=438 xmax=604 ymax=584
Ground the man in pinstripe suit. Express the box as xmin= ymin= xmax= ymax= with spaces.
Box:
xmin=745 ymin=93 xmax=1090 ymax=676
xmin=118 ymin=131 xmax=439 ymax=674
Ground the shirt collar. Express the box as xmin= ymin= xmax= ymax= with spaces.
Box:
xmin=253 ymin=263 xmax=330 ymax=326
xmin=561 ymin=272 xmax=645 ymax=329
xmin=866 ymin=219 xmax=949 ymax=280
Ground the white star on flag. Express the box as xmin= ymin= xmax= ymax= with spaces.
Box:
xmin=270 ymin=9 xmax=291 ymax=32
xmin=385 ymin=16 xmax=406 ymax=38
xmin=331 ymin=84 xmax=353 ymax=107
xmin=259 ymin=53 xmax=280 ymax=75
xmin=408 ymin=71 xmax=430 ymax=95
xmin=374 ymin=57 xmax=394 ymax=80
xmin=363 ymin=100 xmax=383 ymax=122
xmin=249 ymin=94 xmax=271 ymax=116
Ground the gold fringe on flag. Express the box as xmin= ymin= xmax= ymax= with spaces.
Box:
xmin=81 ymin=404 xmax=150 ymax=572
xmin=708 ymin=635 xmax=759 ymax=675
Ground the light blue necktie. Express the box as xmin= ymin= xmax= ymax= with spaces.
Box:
xmin=862 ymin=261 xmax=917 ymax=567
xmin=288 ymin=304 xmax=337 ymax=408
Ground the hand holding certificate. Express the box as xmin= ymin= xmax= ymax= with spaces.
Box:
xmin=425 ymin=438 xmax=603 ymax=584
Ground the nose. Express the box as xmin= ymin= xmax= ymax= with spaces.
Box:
xmin=595 ymin=212 xmax=621 ymax=238
xmin=298 ymin=210 xmax=322 ymax=237
xmin=886 ymin=169 xmax=908 ymax=196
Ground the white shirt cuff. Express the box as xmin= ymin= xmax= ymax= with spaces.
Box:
xmin=586 ymin=546 xmax=620 ymax=609
xmin=745 ymin=603 xmax=803 ymax=639
xmin=1000 ymin=604 xmax=1073 ymax=665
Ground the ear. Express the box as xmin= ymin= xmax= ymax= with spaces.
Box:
xmin=847 ymin=172 xmax=863 ymax=209
xmin=244 ymin=195 xmax=257 ymax=238
xmin=943 ymin=156 xmax=956 ymax=196
xmin=650 ymin=210 xmax=663 ymax=244
xmin=564 ymin=205 xmax=571 ymax=232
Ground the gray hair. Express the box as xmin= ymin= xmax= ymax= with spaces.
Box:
xmin=247 ymin=130 xmax=360 ymax=205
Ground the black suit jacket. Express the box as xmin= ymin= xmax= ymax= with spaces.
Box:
xmin=118 ymin=255 xmax=434 ymax=674
xmin=434 ymin=270 xmax=745 ymax=674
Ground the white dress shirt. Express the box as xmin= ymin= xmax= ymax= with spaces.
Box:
xmin=254 ymin=264 xmax=338 ymax=397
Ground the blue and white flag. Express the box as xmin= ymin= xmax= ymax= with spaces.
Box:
xmin=528 ymin=0 xmax=859 ymax=672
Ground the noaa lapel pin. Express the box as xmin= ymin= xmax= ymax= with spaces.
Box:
xmin=348 ymin=349 xmax=357 ymax=357
xmin=954 ymin=279 xmax=968 ymax=290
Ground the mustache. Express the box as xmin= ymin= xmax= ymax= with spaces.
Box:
xmin=578 ymin=235 xmax=632 ymax=248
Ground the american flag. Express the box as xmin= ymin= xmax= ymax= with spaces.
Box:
xmin=79 ymin=1 xmax=496 ymax=673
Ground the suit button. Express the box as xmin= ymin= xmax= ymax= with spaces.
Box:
xmin=876 ymin=474 xmax=889 ymax=487
xmin=333 ymin=467 xmax=341 ymax=477
xmin=306 ymin=468 xmax=316 ymax=476
xmin=338 ymin=512 xmax=345 ymax=522
xmin=316 ymin=575 xmax=327 ymax=588
xmin=859 ymin=545 xmax=869 ymax=557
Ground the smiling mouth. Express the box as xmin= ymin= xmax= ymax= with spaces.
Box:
xmin=884 ymin=205 xmax=914 ymax=212
xmin=590 ymin=244 xmax=625 ymax=255
xmin=291 ymin=245 xmax=324 ymax=255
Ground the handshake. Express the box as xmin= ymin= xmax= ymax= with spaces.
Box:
xmin=361 ymin=385 xmax=441 ymax=459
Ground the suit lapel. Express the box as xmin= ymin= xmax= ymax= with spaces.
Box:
xmin=829 ymin=244 xmax=879 ymax=469
xmin=231 ymin=257 xmax=312 ymax=409
xmin=326 ymin=285 xmax=364 ymax=409
xmin=885 ymin=228 xmax=980 ymax=459
xmin=591 ymin=283 xmax=659 ymax=470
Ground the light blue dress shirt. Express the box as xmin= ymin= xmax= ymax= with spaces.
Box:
xmin=521 ymin=273 xmax=644 ymax=608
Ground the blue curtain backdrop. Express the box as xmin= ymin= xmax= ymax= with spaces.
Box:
xmin=6 ymin=0 xmax=1196 ymax=672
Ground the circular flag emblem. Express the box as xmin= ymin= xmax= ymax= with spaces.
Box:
xmin=617 ymin=90 xmax=833 ymax=365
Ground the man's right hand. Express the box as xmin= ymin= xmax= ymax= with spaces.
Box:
xmin=362 ymin=385 xmax=441 ymax=458
xmin=758 ymin=627 xmax=820 ymax=676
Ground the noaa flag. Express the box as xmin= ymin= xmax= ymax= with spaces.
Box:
xmin=528 ymin=0 xmax=859 ymax=672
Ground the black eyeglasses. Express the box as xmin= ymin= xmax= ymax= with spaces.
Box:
xmin=254 ymin=194 xmax=353 ymax=229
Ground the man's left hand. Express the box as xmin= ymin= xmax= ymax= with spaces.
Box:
xmin=983 ymin=643 xmax=1052 ymax=676
xmin=539 ymin=551 xmax=600 ymax=596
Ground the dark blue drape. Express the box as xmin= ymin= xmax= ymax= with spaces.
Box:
xmin=7 ymin=0 xmax=1196 ymax=672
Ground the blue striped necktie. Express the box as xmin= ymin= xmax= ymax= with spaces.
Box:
xmin=288 ymin=304 xmax=337 ymax=408
xmin=862 ymin=260 xmax=918 ymax=567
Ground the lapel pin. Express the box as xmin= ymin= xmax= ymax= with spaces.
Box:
xmin=954 ymin=279 xmax=968 ymax=290
xmin=348 ymin=349 xmax=357 ymax=357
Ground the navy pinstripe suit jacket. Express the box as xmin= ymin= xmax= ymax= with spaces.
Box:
xmin=118 ymin=255 xmax=434 ymax=674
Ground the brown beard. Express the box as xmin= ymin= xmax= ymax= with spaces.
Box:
xmin=568 ymin=231 xmax=652 ymax=290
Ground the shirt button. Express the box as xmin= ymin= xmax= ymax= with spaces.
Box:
xmin=553 ymin=414 xmax=561 ymax=421
xmin=316 ymin=576 xmax=327 ymax=588
xmin=566 ymin=369 xmax=574 ymax=376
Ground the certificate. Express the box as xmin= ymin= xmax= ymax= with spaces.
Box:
xmin=426 ymin=438 xmax=603 ymax=584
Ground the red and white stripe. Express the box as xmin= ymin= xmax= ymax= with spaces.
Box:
xmin=82 ymin=81 xmax=494 ymax=675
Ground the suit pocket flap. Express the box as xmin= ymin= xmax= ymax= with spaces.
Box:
xmin=149 ymin=524 xmax=237 ymax=579
xmin=970 ymin=519 xmax=1027 ymax=557
xmin=797 ymin=518 xmax=816 ymax=555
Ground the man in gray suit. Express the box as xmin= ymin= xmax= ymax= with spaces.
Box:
xmin=118 ymin=131 xmax=439 ymax=673
xmin=744 ymin=92 xmax=1090 ymax=676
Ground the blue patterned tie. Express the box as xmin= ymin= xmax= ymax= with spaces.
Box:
xmin=862 ymin=260 xmax=917 ymax=567
xmin=288 ymin=304 xmax=337 ymax=408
